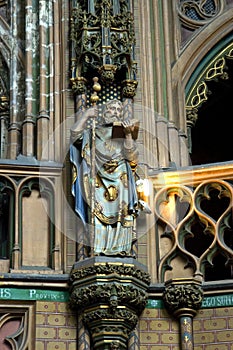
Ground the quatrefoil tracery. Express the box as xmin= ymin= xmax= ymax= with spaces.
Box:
xmin=178 ymin=0 xmax=224 ymax=30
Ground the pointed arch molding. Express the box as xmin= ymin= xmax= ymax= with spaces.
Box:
xmin=185 ymin=40 xmax=233 ymax=128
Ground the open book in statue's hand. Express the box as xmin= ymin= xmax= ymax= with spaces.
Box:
xmin=111 ymin=119 xmax=140 ymax=140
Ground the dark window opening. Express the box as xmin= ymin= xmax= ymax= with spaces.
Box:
xmin=190 ymin=57 xmax=233 ymax=165
xmin=184 ymin=219 xmax=214 ymax=258
xmin=205 ymin=253 xmax=233 ymax=281
xmin=200 ymin=188 xmax=230 ymax=221
xmin=0 ymin=178 xmax=13 ymax=260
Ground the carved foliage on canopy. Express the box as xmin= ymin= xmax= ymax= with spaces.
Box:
xmin=70 ymin=0 xmax=137 ymax=87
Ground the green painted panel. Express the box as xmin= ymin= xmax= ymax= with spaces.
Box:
xmin=146 ymin=299 xmax=164 ymax=309
xmin=147 ymin=294 xmax=233 ymax=309
xmin=1 ymin=288 xmax=233 ymax=309
xmin=0 ymin=288 xmax=69 ymax=302
xmin=202 ymin=294 xmax=233 ymax=308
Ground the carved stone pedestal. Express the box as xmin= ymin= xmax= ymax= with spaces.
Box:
xmin=69 ymin=257 xmax=150 ymax=350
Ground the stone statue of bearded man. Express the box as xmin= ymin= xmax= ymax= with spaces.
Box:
xmin=70 ymin=99 xmax=139 ymax=256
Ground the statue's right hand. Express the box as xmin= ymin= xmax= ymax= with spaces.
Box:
xmin=71 ymin=106 xmax=98 ymax=137
xmin=85 ymin=106 xmax=98 ymax=119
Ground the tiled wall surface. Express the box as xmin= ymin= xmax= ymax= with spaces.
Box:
xmin=139 ymin=306 xmax=233 ymax=350
xmin=139 ymin=308 xmax=179 ymax=350
xmin=36 ymin=301 xmax=77 ymax=350
xmin=194 ymin=307 xmax=233 ymax=349
xmin=34 ymin=301 xmax=233 ymax=349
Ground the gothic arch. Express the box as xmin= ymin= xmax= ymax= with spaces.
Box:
xmin=174 ymin=7 xmax=233 ymax=86
xmin=171 ymin=7 xmax=233 ymax=164
xmin=172 ymin=7 xmax=233 ymax=125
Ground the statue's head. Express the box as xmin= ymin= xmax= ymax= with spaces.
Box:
xmin=102 ymin=99 xmax=123 ymax=123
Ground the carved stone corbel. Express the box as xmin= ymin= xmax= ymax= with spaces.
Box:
xmin=69 ymin=257 xmax=151 ymax=350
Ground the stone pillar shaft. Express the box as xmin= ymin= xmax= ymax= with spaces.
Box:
xmin=180 ymin=316 xmax=193 ymax=350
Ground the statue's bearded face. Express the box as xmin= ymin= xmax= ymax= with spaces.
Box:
xmin=103 ymin=101 xmax=123 ymax=123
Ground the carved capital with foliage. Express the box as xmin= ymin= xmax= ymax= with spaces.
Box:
xmin=163 ymin=278 xmax=203 ymax=318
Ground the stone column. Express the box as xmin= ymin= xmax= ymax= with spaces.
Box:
xmin=163 ymin=278 xmax=203 ymax=350
xmin=8 ymin=0 xmax=23 ymax=159
xmin=23 ymin=0 xmax=38 ymax=158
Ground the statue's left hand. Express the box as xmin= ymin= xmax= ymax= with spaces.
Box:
xmin=122 ymin=120 xmax=135 ymax=138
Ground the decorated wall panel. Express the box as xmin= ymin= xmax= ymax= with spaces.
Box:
xmin=21 ymin=187 xmax=50 ymax=268
xmin=140 ymin=302 xmax=233 ymax=349
xmin=0 ymin=172 xmax=63 ymax=274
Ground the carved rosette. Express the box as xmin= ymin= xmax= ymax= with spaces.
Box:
xmin=69 ymin=257 xmax=150 ymax=350
xmin=163 ymin=279 xmax=203 ymax=318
